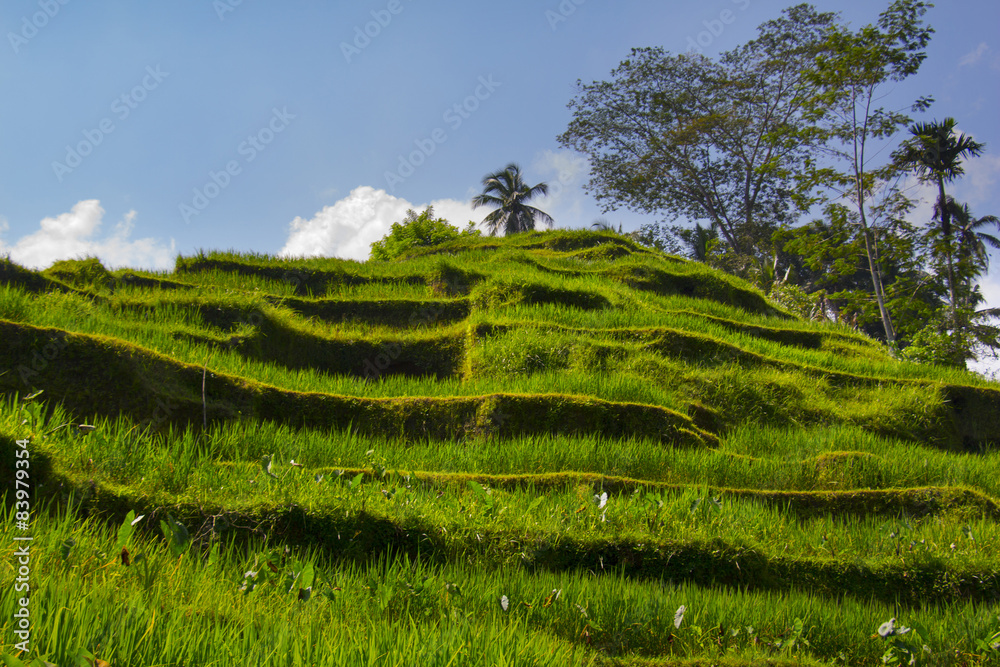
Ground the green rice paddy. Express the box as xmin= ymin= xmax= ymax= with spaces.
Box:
xmin=1 ymin=230 xmax=998 ymax=665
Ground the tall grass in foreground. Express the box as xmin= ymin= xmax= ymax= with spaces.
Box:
xmin=5 ymin=399 xmax=999 ymax=573
xmin=5 ymin=398 xmax=999 ymax=498
xmin=4 ymin=231 xmax=1000 ymax=666
xmin=1 ymin=498 xmax=998 ymax=666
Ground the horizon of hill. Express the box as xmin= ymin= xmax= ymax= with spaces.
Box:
xmin=2 ymin=229 xmax=999 ymax=666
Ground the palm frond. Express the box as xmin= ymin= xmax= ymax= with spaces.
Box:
xmin=473 ymin=163 xmax=553 ymax=236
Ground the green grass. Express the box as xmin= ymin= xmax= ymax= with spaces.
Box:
xmin=2 ymin=229 xmax=999 ymax=666
xmin=2 ymin=498 xmax=998 ymax=667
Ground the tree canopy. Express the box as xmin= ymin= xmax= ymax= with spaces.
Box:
xmin=794 ymin=0 xmax=934 ymax=343
xmin=558 ymin=4 xmax=839 ymax=259
xmin=558 ymin=0 xmax=1000 ymax=368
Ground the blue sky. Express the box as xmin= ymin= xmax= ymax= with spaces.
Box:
xmin=1 ymin=1 xmax=998 ymax=286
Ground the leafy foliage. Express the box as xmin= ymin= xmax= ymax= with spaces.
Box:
xmin=559 ymin=5 xmax=838 ymax=262
xmin=369 ymin=207 xmax=479 ymax=261
xmin=793 ymin=0 xmax=935 ymax=343
xmin=472 ymin=163 xmax=553 ymax=236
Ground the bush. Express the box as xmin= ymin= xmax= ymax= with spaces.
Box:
xmin=369 ymin=207 xmax=480 ymax=261
xmin=901 ymin=315 xmax=974 ymax=368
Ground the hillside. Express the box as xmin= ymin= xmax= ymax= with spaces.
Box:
xmin=2 ymin=230 xmax=999 ymax=666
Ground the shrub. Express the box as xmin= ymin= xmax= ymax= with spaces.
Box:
xmin=370 ymin=207 xmax=480 ymax=261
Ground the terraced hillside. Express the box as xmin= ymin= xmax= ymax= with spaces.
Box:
xmin=2 ymin=230 xmax=999 ymax=666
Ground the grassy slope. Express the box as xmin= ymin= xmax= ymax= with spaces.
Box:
xmin=1 ymin=232 xmax=999 ymax=666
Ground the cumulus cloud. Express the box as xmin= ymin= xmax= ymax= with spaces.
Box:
xmin=0 ymin=200 xmax=175 ymax=270
xmin=955 ymin=154 xmax=1000 ymax=207
xmin=530 ymin=149 xmax=591 ymax=227
xmin=959 ymin=42 xmax=990 ymax=66
xmin=278 ymin=186 xmax=480 ymax=260
xmin=978 ymin=272 xmax=1000 ymax=310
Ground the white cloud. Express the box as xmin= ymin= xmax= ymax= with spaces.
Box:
xmin=954 ymin=154 xmax=1000 ymax=207
xmin=0 ymin=200 xmax=175 ymax=270
xmin=959 ymin=42 xmax=989 ymax=66
xmin=968 ymin=271 xmax=1000 ymax=381
xmin=278 ymin=186 xmax=480 ymax=260
xmin=530 ymin=149 xmax=591 ymax=228
xmin=430 ymin=198 xmax=481 ymax=230
xmin=979 ymin=271 xmax=1000 ymax=309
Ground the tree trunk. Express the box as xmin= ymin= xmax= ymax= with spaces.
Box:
xmin=857 ymin=196 xmax=896 ymax=344
xmin=937 ymin=177 xmax=958 ymax=332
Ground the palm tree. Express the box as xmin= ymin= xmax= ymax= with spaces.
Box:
xmin=687 ymin=223 xmax=718 ymax=263
xmin=591 ymin=219 xmax=623 ymax=233
xmin=950 ymin=200 xmax=1000 ymax=307
xmin=913 ymin=196 xmax=1000 ymax=368
xmin=472 ymin=163 xmax=553 ymax=236
xmin=895 ymin=118 xmax=985 ymax=327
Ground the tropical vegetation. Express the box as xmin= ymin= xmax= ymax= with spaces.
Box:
xmin=565 ymin=0 xmax=999 ymax=369
xmin=2 ymin=0 xmax=1000 ymax=665
xmin=472 ymin=163 xmax=554 ymax=236
xmin=1 ymin=227 xmax=999 ymax=665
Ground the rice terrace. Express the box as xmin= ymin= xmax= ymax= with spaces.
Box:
xmin=3 ymin=0 xmax=1000 ymax=665
xmin=1 ymin=227 xmax=999 ymax=665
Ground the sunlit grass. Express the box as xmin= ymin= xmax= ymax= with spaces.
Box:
xmin=2 ymin=498 xmax=998 ymax=666
xmin=2 ymin=229 xmax=999 ymax=666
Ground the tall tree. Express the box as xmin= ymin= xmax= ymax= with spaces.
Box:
xmin=779 ymin=203 xmax=939 ymax=342
xmin=472 ymin=163 xmax=553 ymax=236
xmin=893 ymin=118 xmax=985 ymax=326
xmin=901 ymin=215 xmax=1000 ymax=365
xmin=952 ymin=202 xmax=1000 ymax=290
xmin=798 ymin=0 xmax=934 ymax=344
xmin=558 ymin=4 xmax=838 ymax=261
xmin=906 ymin=197 xmax=1000 ymax=367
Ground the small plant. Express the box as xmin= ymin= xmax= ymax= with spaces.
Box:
xmin=159 ymin=514 xmax=191 ymax=558
xmin=19 ymin=391 xmax=46 ymax=435
xmin=877 ymin=618 xmax=930 ymax=666
xmin=638 ymin=490 xmax=667 ymax=531
xmin=689 ymin=495 xmax=723 ymax=517
xmin=348 ymin=471 xmax=364 ymax=490
xmin=113 ymin=510 xmax=159 ymax=591
xmin=974 ymin=618 xmax=1000 ymax=659
xmin=365 ymin=448 xmax=389 ymax=478
xmin=260 ymin=453 xmax=279 ymax=480
xmin=467 ymin=480 xmax=505 ymax=521
xmin=238 ymin=548 xmax=320 ymax=604
xmin=774 ymin=617 xmax=811 ymax=655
